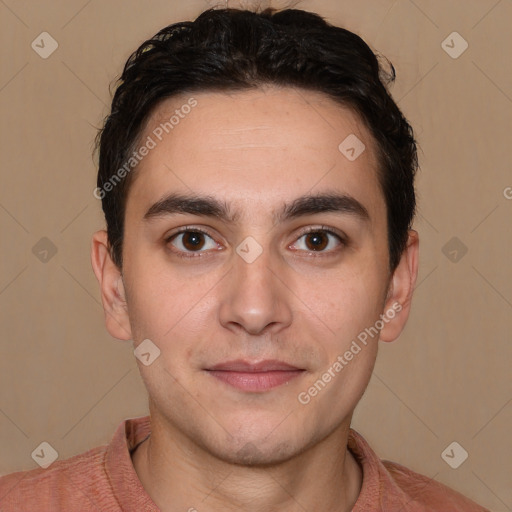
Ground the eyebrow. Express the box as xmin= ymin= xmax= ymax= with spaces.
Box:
xmin=143 ymin=191 xmax=370 ymax=224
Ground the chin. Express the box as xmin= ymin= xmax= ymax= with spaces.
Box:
xmin=213 ymin=437 xmax=300 ymax=467
xmin=200 ymin=417 xmax=313 ymax=467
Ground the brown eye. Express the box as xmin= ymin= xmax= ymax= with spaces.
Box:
xmin=181 ymin=231 xmax=206 ymax=251
xmin=304 ymin=232 xmax=329 ymax=251
xmin=167 ymin=229 xmax=217 ymax=256
xmin=291 ymin=228 xmax=344 ymax=255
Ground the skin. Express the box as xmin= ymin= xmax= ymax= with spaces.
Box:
xmin=91 ymin=85 xmax=419 ymax=512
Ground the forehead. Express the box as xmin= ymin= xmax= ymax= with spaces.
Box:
xmin=126 ymin=86 xmax=384 ymax=222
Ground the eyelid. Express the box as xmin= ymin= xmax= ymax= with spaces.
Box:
xmin=165 ymin=225 xmax=213 ymax=241
xmin=295 ymin=225 xmax=347 ymax=242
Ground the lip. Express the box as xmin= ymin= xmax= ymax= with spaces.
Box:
xmin=207 ymin=359 xmax=302 ymax=372
xmin=205 ymin=359 xmax=305 ymax=392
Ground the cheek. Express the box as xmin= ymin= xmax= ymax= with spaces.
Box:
xmin=123 ymin=254 xmax=220 ymax=344
xmin=296 ymin=274 xmax=381 ymax=412
xmin=296 ymin=264 xmax=385 ymax=346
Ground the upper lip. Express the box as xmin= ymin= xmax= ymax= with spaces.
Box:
xmin=206 ymin=359 xmax=303 ymax=372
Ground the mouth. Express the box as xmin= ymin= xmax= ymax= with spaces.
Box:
xmin=204 ymin=359 xmax=305 ymax=392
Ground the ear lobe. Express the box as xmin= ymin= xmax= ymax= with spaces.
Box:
xmin=90 ymin=230 xmax=132 ymax=341
xmin=379 ymin=229 xmax=419 ymax=343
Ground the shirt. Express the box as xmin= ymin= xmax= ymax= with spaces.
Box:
xmin=0 ymin=415 xmax=490 ymax=511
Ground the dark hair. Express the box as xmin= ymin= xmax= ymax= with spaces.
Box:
xmin=95 ymin=7 xmax=418 ymax=272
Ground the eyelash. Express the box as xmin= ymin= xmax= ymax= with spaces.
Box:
xmin=165 ymin=225 xmax=346 ymax=260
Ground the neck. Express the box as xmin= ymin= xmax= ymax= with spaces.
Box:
xmin=131 ymin=414 xmax=362 ymax=512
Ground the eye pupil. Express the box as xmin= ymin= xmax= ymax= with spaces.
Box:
xmin=183 ymin=232 xmax=205 ymax=251
xmin=306 ymin=232 xmax=328 ymax=251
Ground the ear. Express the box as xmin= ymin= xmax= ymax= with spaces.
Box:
xmin=90 ymin=230 xmax=132 ymax=341
xmin=379 ymin=229 xmax=419 ymax=343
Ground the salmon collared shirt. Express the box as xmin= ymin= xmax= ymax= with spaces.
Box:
xmin=0 ymin=415 xmax=489 ymax=511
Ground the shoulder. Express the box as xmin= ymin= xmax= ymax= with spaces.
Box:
xmin=348 ymin=429 xmax=490 ymax=511
xmin=381 ymin=459 xmax=490 ymax=511
xmin=0 ymin=445 xmax=113 ymax=511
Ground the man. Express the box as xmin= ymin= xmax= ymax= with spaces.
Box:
xmin=0 ymin=6 xmax=489 ymax=511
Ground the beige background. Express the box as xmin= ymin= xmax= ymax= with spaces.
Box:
xmin=1 ymin=0 xmax=511 ymax=509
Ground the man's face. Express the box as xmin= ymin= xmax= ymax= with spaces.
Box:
xmin=114 ymin=86 xmax=397 ymax=464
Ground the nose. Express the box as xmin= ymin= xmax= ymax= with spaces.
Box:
xmin=218 ymin=243 xmax=293 ymax=336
